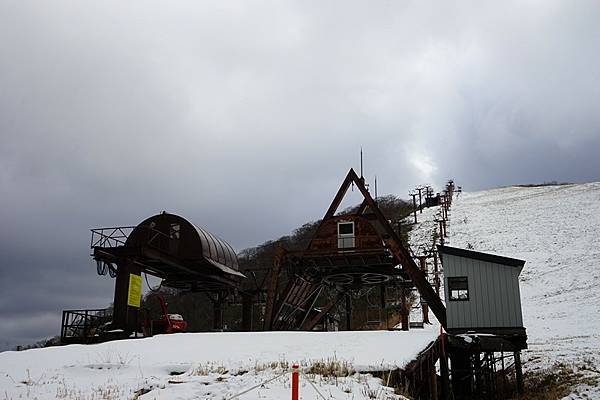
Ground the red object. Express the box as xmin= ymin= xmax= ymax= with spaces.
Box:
xmin=291 ymin=364 xmax=299 ymax=400
xmin=144 ymin=295 xmax=188 ymax=335
xmin=157 ymin=296 xmax=188 ymax=333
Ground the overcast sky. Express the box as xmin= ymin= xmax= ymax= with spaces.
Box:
xmin=1 ymin=1 xmax=599 ymax=350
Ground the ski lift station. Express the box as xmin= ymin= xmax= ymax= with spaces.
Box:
xmin=57 ymin=169 xmax=529 ymax=399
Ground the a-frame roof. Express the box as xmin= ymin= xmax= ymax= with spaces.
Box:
xmin=315 ymin=168 xmax=448 ymax=328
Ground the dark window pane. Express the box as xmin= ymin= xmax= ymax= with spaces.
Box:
xmin=448 ymin=277 xmax=469 ymax=301
xmin=338 ymin=222 xmax=354 ymax=235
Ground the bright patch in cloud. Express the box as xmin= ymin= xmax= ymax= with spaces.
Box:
xmin=409 ymin=153 xmax=438 ymax=182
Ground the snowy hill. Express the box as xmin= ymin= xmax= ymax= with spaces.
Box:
xmin=407 ymin=182 xmax=600 ymax=398
xmin=1 ymin=182 xmax=599 ymax=399
xmin=447 ymin=183 xmax=600 ymax=370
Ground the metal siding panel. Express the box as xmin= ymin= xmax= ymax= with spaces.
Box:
xmin=464 ymin=257 xmax=473 ymax=328
xmin=477 ymin=258 xmax=490 ymax=328
xmin=454 ymin=256 xmax=463 ymax=328
xmin=513 ymin=268 xmax=524 ymax=326
xmin=488 ymin=263 xmax=505 ymax=326
xmin=499 ymin=266 xmax=513 ymax=326
xmin=510 ymin=266 xmax=522 ymax=326
xmin=467 ymin=257 xmax=478 ymax=328
xmin=504 ymin=265 xmax=517 ymax=326
xmin=500 ymin=266 xmax=513 ymax=326
xmin=488 ymin=261 xmax=499 ymax=327
xmin=463 ymin=257 xmax=471 ymax=328
xmin=458 ymin=257 xmax=466 ymax=328
xmin=477 ymin=261 xmax=494 ymax=327
xmin=470 ymin=258 xmax=479 ymax=328
xmin=455 ymin=255 xmax=467 ymax=328
xmin=444 ymin=255 xmax=454 ymax=328
xmin=448 ymin=255 xmax=460 ymax=328
xmin=444 ymin=256 xmax=451 ymax=327
xmin=495 ymin=262 xmax=505 ymax=327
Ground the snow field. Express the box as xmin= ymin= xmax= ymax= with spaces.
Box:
xmin=444 ymin=183 xmax=600 ymax=398
xmin=0 ymin=329 xmax=438 ymax=399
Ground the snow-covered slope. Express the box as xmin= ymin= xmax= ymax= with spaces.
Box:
xmin=0 ymin=328 xmax=437 ymax=399
xmin=447 ymin=183 xmax=600 ymax=370
xmin=407 ymin=182 xmax=600 ymax=397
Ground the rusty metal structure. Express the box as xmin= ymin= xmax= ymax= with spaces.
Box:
xmin=87 ymin=212 xmax=244 ymax=337
xmin=263 ymin=168 xmax=447 ymax=331
xmin=61 ymin=308 xmax=111 ymax=344
xmin=301 ymin=214 xmax=402 ymax=287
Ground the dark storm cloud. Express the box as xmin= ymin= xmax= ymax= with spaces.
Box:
xmin=1 ymin=1 xmax=599 ymax=349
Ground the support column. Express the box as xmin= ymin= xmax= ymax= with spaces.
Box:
xmin=514 ymin=351 xmax=524 ymax=395
xmin=112 ymin=262 xmax=142 ymax=335
xmin=419 ymin=257 xmax=430 ymax=324
xmin=411 ymin=193 xmax=418 ymax=223
xmin=213 ymin=300 xmax=223 ymax=331
xmin=433 ymin=251 xmax=440 ymax=295
xmin=450 ymin=351 xmax=472 ymax=399
xmin=400 ymin=286 xmax=409 ymax=331
xmin=430 ymin=360 xmax=439 ymax=400
xmin=345 ymin=293 xmax=352 ymax=331
xmin=241 ymin=293 xmax=253 ymax=331
xmin=208 ymin=292 xmax=227 ymax=331
xmin=440 ymin=338 xmax=450 ymax=400
xmin=473 ymin=352 xmax=482 ymax=399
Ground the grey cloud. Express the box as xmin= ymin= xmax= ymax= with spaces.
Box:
xmin=1 ymin=0 xmax=599 ymax=349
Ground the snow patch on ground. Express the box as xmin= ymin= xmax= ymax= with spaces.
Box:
xmin=0 ymin=329 xmax=437 ymax=399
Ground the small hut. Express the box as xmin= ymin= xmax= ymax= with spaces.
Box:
xmin=438 ymin=245 xmax=527 ymax=398
xmin=439 ymin=245 xmax=526 ymax=338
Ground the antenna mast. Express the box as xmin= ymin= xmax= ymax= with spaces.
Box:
xmin=374 ymin=176 xmax=378 ymax=201
xmin=360 ymin=147 xmax=363 ymax=178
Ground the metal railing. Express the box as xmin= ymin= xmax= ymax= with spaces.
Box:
xmin=90 ymin=226 xmax=135 ymax=248
xmin=61 ymin=309 xmax=112 ymax=343
xmin=90 ymin=225 xmax=172 ymax=250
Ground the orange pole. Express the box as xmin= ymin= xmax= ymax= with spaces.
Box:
xmin=291 ymin=364 xmax=299 ymax=400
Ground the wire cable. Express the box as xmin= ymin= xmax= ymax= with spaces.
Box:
xmin=225 ymin=370 xmax=288 ymax=400
xmin=299 ymin=370 xmax=329 ymax=400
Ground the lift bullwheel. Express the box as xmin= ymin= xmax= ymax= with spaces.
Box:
xmin=323 ymin=272 xmax=390 ymax=287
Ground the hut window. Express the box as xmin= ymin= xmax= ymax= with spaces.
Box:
xmin=337 ymin=221 xmax=355 ymax=249
xmin=448 ymin=277 xmax=469 ymax=301
xmin=169 ymin=223 xmax=180 ymax=240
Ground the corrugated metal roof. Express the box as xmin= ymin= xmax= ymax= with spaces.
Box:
xmin=193 ymin=224 xmax=241 ymax=274
xmin=125 ymin=212 xmax=241 ymax=275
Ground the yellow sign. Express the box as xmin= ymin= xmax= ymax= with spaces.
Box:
xmin=127 ymin=274 xmax=142 ymax=308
